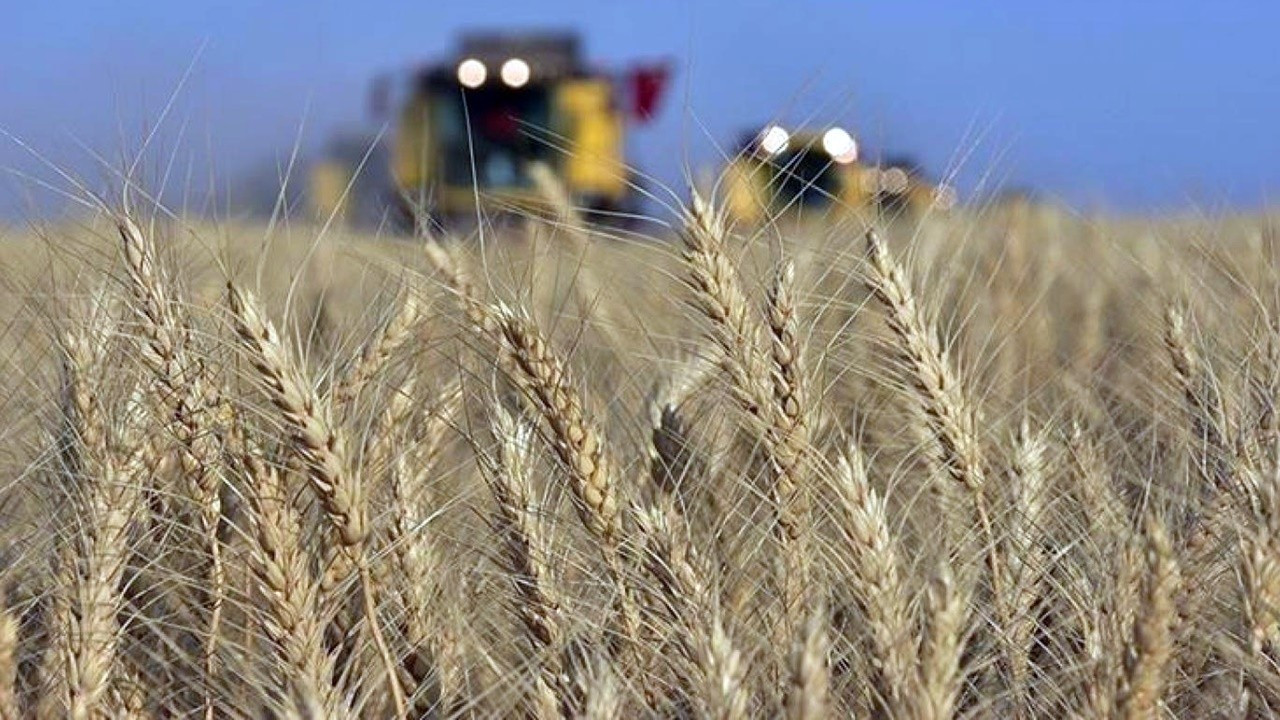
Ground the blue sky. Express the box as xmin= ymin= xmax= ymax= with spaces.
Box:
xmin=3 ymin=0 xmax=1278 ymax=218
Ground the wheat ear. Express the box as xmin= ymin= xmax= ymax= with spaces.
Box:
xmin=765 ymin=259 xmax=815 ymax=616
xmin=635 ymin=505 xmax=747 ymax=719
xmin=528 ymin=160 xmax=624 ymax=350
xmin=832 ymin=438 xmax=919 ymax=714
xmin=919 ymin=562 xmax=970 ymax=720
xmin=484 ymin=404 xmax=576 ymax=716
xmin=1164 ymin=303 xmax=1245 ymax=500
xmin=227 ymin=283 xmax=408 ymax=718
xmin=1004 ymin=420 xmax=1049 ymax=710
xmin=331 ymin=286 xmax=422 ymax=416
xmin=50 ymin=328 xmax=145 ymax=720
xmin=1114 ymin=517 xmax=1181 ymax=720
xmin=117 ymin=216 xmax=225 ymax=719
xmin=862 ymin=230 xmax=1009 ymax=651
xmin=490 ymin=304 xmax=646 ymax=671
xmin=784 ymin=604 xmax=831 ymax=720
xmin=381 ymin=379 xmax=465 ymax=713
xmin=678 ymin=191 xmax=813 ymax=639
xmin=240 ymin=449 xmax=349 ymax=718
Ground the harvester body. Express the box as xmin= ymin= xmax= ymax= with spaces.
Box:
xmin=312 ymin=32 xmax=662 ymax=226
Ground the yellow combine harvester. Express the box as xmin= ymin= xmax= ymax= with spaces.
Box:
xmin=722 ymin=124 xmax=956 ymax=224
xmin=312 ymin=33 xmax=668 ymax=227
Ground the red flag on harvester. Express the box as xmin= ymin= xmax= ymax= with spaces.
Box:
xmin=626 ymin=61 xmax=672 ymax=123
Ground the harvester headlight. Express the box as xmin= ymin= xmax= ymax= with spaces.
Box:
xmin=501 ymin=58 xmax=531 ymax=88
xmin=822 ymin=127 xmax=858 ymax=164
xmin=759 ymin=125 xmax=790 ymax=156
xmin=457 ymin=58 xmax=487 ymax=88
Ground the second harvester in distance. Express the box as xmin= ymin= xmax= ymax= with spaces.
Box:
xmin=721 ymin=124 xmax=957 ymax=224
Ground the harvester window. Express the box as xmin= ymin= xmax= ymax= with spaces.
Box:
xmin=432 ymin=84 xmax=555 ymax=190
xmin=772 ymin=149 xmax=842 ymax=208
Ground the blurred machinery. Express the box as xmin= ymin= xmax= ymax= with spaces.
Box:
xmin=310 ymin=32 xmax=670 ymax=227
xmin=722 ymin=124 xmax=956 ymax=224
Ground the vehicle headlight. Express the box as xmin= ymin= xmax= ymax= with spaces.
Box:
xmin=822 ymin=127 xmax=858 ymax=164
xmin=457 ymin=58 xmax=487 ymax=88
xmin=501 ymin=58 xmax=531 ymax=88
xmin=759 ymin=125 xmax=790 ymax=156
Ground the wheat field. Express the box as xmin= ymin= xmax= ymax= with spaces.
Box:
xmin=1 ymin=192 xmax=1279 ymax=719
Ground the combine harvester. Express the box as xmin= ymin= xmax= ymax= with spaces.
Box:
xmin=310 ymin=32 xmax=671 ymax=228
xmin=721 ymin=123 xmax=957 ymax=224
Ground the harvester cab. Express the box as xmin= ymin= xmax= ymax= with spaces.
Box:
xmin=310 ymin=32 xmax=671 ymax=229
xmin=722 ymin=124 xmax=956 ymax=224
